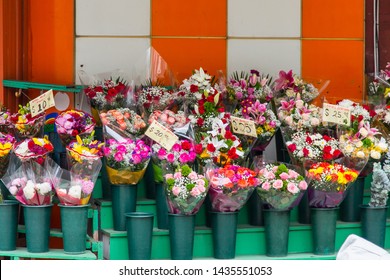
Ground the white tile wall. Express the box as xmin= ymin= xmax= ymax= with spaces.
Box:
xmin=227 ymin=39 xmax=301 ymax=78
xmin=76 ymin=0 xmax=150 ymax=36
xmin=228 ymin=0 xmax=301 ymax=37
xmin=75 ymin=37 xmax=151 ymax=84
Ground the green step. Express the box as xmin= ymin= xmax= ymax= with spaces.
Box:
xmin=0 ymin=248 xmax=97 ymax=260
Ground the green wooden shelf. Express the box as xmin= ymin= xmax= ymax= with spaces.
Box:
xmin=2 ymin=79 xmax=82 ymax=93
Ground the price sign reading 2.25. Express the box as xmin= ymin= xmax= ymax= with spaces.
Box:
xmin=145 ymin=120 xmax=179 ymax=151
xmin=230 ymin=116 xmax=257 ymax=138
xmin=322 ymin=103 xmax=351 ymax=126
xmin=29 ymin=89 xmax=56 ymax=117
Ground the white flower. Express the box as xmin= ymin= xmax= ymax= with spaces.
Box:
xmin=344 ymin=144 xmax=354 ymax=154
xmin=68 ymin=185 xmax=81 ymax=199
xmin=9 ymin=186 xmax=18 ymax=195
xmin=310 ymin=118 xmax=320 ymax=126
xmin=377 ymin=138 xmax=388 ymax=152
xmin=23 ymin=182 xmax=35 ymax=200
xmin=355 ymin=141 xmax=363 ymax=148
xmin=359 ymin=127 xmax=368 ymax=138
xmin=37 ymin=182 xmax=51 ymax=195
xmin=15 ymin=141 xmax=29 ymax=156
xmin=356 ymin=151 xmax=366 ymax=158
xmin=295 ymin=100 xmax=304 ymax=109
xmin=371 ymin=150 xmax=382 ymax=160
xmin=56 ymin=188 xmax=67 ymax=194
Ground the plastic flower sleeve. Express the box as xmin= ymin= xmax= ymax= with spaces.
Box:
xmin=0 ymin=107 xmax=14 ymax=135
xmin=255 ymin=162 xmax=308 ymax=210
xmin=304 ymin=150 xmax=369 ymax=208
xmin=205 ymin=163 xmax=259 ymax=212
xmin=55 ymin=159 xmax=102 ymax=206
xmin=163 ymin=164 xmax=209 ymax=215
xmin=10 ymin=104 xmax=45 ymax=141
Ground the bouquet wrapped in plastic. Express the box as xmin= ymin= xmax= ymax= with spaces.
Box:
xmin=1 ymin=157 xmax=61 ymax=205
xmin=66 ymin=135 xmax=104 ymax=168
xmin=13 ymin=137 xmax=54 ymax=165
xmin=0 ymin=106 xmax=14 ymax=134
xmin=205 ymin=164 xmax=260 ymax=212
xmin=55 ymin=110 xmax=95 ymax=146
xmin=148 ymin=109 xmax=189 ymax=134
xmin=100 ymin=108 xmax=147 ymax=141
xmin=55 ymin=159 xmax=102 ymax=206
xmin=136 ymin=86 xmax=177 ymax=118
xmin=104 ymin=138 xmax=151 ymax=185
xmin=0 ymin=133 xmax=16 ymax=203
xmin=10 ymin=104 xmax=45 ymax=140
xmin=256 ymin=162 xmax=308 ymax=210
xmin=164 ymin=164 xmax=209 ymax=215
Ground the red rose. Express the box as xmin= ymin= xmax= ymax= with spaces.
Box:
xmin=206 ymin=95 xmax=214 ymax=103
xmin=181 ymin=141 xmax=191 ymax=151
xmin=217 ymin=107 xmax=225 ymax=112
xmin=190 ymin=85 xmax=199 ymax=93
xmin=196 ymin=118 xmax=204 ymax=127
xmin=358 ymin=115 xmax=364 ymax=122
xmin=333 ymin=149 xmax=342 ymax=158
xmin=194 ymin=144 xmax=203 ymax=154
xmin=305 ymin=136 xmax=313 ymax=144
xmin=287 ymin=143 xmax=296 ymax=152
xmin=323 ymin=135 xmax=331 ymax=141
xmin=323 ymin=146 xmax=332 ymax=154
xmin=323 ymin=153 xmax=333 ymax=160
xmin=228 ymin=147 xmax=238 ymax=159
xmin=303 ymin=147 xmax=309 ymax=157
xmin=198 ymin=105 xmax=205 ymax=115
xmin=207 ymin=143 xmax=216 ymax=153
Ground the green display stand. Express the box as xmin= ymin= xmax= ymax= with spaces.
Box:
xmin=263 ymin=209 xmax=290 ymax=257
xmin=311 ymin=207 xmax=338 ymax=255
xmin=210 ymin=211 xmax=238 ymax=259
xmin=339 ymin=176 xmax=365 ymax=222
xmin=0 ymin=200 xmax=19 ymax=251
xmin=125 ymin=212 xmax=154 ymax=260
xmin=60 ymin=204 xmax=89 ymax=254
xmin=22 ymin=204 xmax=52 ymax=253
xmin=111 ymin=184 xmax=137 ymax=231
xmin=168 ymin=213 xmax=196 ymax=260
xmin=361 ymin=205 xmax=388 ymax=248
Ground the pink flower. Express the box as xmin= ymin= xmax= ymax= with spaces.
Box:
xmin=288 ymin=170 xmax=299 ymax=179
xmin=103 ymin=147 xmax=111 ymax=156
xmin=173 ymin=172 xmax=182 ymax=179
xmin=172 ymin=143 xmax=181 ymax=152
xmin=114 ymin=152 xmax=123 ymax=162
xmin=272 ymin=179 xmax=283 ymax=189
xmin=166 ymin=153 xmax=175 ymax=163
xmin=172 ymin=186 xmax=181 ymax=196
xmin=298 ymin=181 xmax=308 ymax=190
xmin=132 ymin=154 xmax=142 ymax=164
xmin=262 ymin=182 xmax=271 ymax=191
xmin=82 ymin=180 xmax=94 ymax=195
xmin=188 ymin=171 xmax=198 ymax=180
xmin=196 ymin=178 xmax=205 ymax=187
xmin=190 ymin=187 xmax=201 ymax=197
xmin=287 ymin=182 xmax=299 ymax=194
xmin=179 ymin=153 xmax=189 ymax=163
xmin=197 ymin=184 xmax=206 ymax=193
xmin=117 ymin=145 xmax=127 ymax=153
xmin=165 ymin=174 xmax=174 ymax=180
xmin=264 ymin=171 xmax=275 ymax=180
xmin=279 ymin=172 xmax=290 ymax=180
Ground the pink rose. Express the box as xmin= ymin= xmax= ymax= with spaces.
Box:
xmin=132 ymin=154 xmax=142 ymax=164
xmin=279 ymin=172 xmax=290 ymax=180
xmin=190 ymin=187 xmax=202 ymax=197
xmin=172 ymin=186 xmax=181 ymax=196
xmin=174 ymin=172 xmax=182 ymax=179
xmin=196 ymin=179 xmax=205 ymax=187
xmin=166 ymin=153 xmax=175 ymax=163
xmin=117 ymin=145 xmax=127 ymax=153
xmin=197 ymin=184 xmax=206 ymax=193
xmin=287 ymin=182 xmax=299 ymax=194
xmin=264 ymin=171 xmax=275 ymax=180
xmin=172 ymin=143 xmax=181 ymax=152
xmin=179 ymin=153 xmax=189 ymax=163
xmin=298 ymin=181 xmax=308 ymax=190
xmin=165 ymin=174 xmax=174 ymax=180
xmin=272 ymin=179 xmax=283 ymax=189
xmin=188 ymin=171 xmax=198 ymax=180
xmin=288 ymin=170 xmax=299 ymax=179
xmin=262 ymin=182 xmax=271 ymax=191
xmin=114 ymin=152 xmax=123 ymax=162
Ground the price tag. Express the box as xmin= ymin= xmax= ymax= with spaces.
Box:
xmin=29 ymin=89 xmax=56 ymax=117
xmin=145 ymin=120 xmax=179 ymax=151
xmin=322 ymin=103 xmax=351 ymax=126
xmin=230 ymin=116 xmax=257 ymax=138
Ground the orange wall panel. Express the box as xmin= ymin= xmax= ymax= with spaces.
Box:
xmin=152 ymin=38 xmax=226 ymax=84
xmin=152 ymin=0 xmax=227 ymax=37
xmin=302 ymin=0 xmax=364 ymax=38
xmin=302 ymin=40 xmax=364 ymax=101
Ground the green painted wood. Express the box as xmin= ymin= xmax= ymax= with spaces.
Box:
xmin=0 ymin=248 xmax=97 ymax=260
xmin=2 ymin=79 xmax=82 ymax=93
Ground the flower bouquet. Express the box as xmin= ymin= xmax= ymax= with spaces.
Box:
xmin=1 ymin=157 xmax=61 ymax=205
xmin=148 ymin=109 xmax=189 ymax=135
xmin=225 ymin=69 xmax=273 ymax=110
xmin=0 ymin=106 xmax=14 ymax=134
xmin=367 ymin=62 xmax=390 ymax=105
xmin=66 ymin=135 xmax=104 ymax=168
xmin=273 ymin=70 xmax=320 ymax=104
xmin=256 ymin=162 xmax=308 ymax=210
xmin=10 ymin=104 xmax=45 ymax=140
xmin=0 ymin=133 xmax=16 ymax=203
xmin=205 ymin=164 xmax=259 ymax=212
xmin=13 ymin=137 xmax=54 ymax=165
xmin=164 ymin=164 xmax=209 ymax=215
xmin=100 ymin=108 xmax=147 ymax=141
xmin=136 ymin=86 xmax=177 ymax=118
xmin=55 ymin=110 xmax=95 ymax=146
xmin=55 ymin=158 xmax=102 ymax=206
xmin=104 ymin=138 xmax=151 ymax=185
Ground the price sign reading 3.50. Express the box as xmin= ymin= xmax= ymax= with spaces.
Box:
xmin=230 ymin=116 xmax=257 ymax=138
xmin=29 ymin=89 xmax=56 ymax=117
xmin=322 ymin=103 xmax=351 ymax=126
xmin=145 ymin=120 xmax=179 ymax=151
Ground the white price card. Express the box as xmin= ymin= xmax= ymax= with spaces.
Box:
xmin=145 ymin=120 xmax=179 ymax=151
xmin=230 ymin=116 xmax=257 ymax=138
xmin=322 ymin=103 xmax=351 ymax=126
xmin=29 ymin=89 xmax=55 ymax=117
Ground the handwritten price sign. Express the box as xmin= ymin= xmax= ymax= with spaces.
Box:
xmin=322 ymin=103 xmax=351 ymax=126
xmin=145 ymin=120 xmax=179 ymax=151
xmin=230 ymin=116 xmax=257 ymax=138
xmin=29 ymin=89 xmax=55 ymax=117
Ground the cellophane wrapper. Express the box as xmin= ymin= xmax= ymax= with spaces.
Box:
xmin=13 ymin=138 xmax=54 ymax=166
xmin=1 ymin=157 xmax=60 ymax=205
xmin=55 ymin=159 xmax=102 ymax=206
xmin=13 ymin=114 xmax=45 ymax=140
xmin=163 ymin=164 xmax=209 ymax=215
xmin=255 ymin=161 xmax=308 ymax=210
xmin=304 ymin=154 xmax=368 ymax=208
xmin=205 ymin=164 xmax=259 ymax=212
